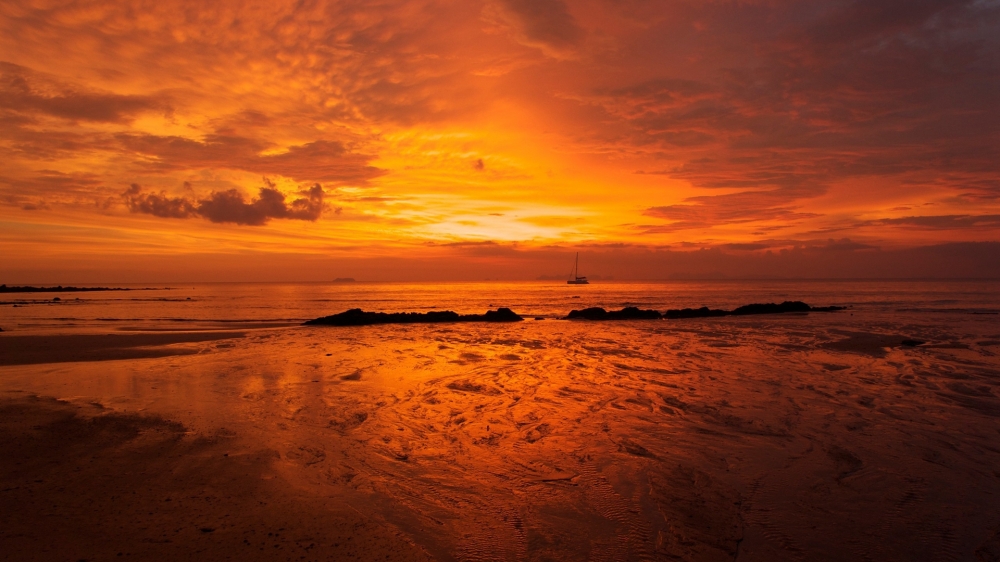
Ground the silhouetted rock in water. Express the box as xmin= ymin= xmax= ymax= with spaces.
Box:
xmin=304 ymin=307 xmax=523 ymax=326
xmin=482 ymin=308 xmax=523 ymax=322
xmin=665 ymin=301 xmax=846 ymax=319
xmin=731 ymin=301 xmax=812 ymax=315
xmin=810 ymin=305 xmax=849 ymax=312
xmin=565 ymin=307 xmax=662 ymax=320
xmin=663 ymin=306 xmax=729 ymax=319
xmin=0 ymin=284 xmax=133 ymax=293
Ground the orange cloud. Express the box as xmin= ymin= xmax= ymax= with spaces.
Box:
xmin=0 ymin=0 xmax=998 ymax=280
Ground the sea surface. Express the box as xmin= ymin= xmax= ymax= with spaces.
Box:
xmin=2 ymin=280 xmax=1000 ymax=560
xmin=3 ymin=279 xmax=998 ymax=334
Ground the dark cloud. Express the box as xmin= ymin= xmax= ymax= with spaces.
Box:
xmin=860 ymin=214 xmax=1000 ymax=230
xmin=0 ymin=170 xmax=107 ymax=209
xmin=122 ymin=184 xmax=197 ymax=219
xmin=804 ymin=0 xmax=972 ymax=49
xmin=805 ymin=239 xmax=878 ymax=253
xmin=499 ymin=0 xmax=581 ymax=47
xmin=0 ymin=62 xmax=165 ymax=123
xmin=116 ymin=134 xmax=381 ymax=184
xmin=122 ymin=183 xmax=326 ymax=226
xmin=586 ymin=0 xmax=1000 ymax=222
xmin=720 ymin=243 xmax=771 ymax=251
xmin=643 ymin=190 xmax=820 ymax=232
xmin=487 ymin=0 xmax=583 ymax=57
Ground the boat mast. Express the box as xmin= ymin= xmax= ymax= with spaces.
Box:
xmin=574 ymin=252 xmax=579 ymax=279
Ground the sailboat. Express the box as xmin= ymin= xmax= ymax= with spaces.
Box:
xmin=567 ymin=252 xmax=589 ymax=284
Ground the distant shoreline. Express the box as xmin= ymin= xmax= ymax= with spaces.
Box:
xmin=0 ymin=285 xmax=167 ymax=293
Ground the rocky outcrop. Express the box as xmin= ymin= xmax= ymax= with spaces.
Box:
xmin=565 ymin=307 xmax=663 ymax=320
xmin=304 ymin=308 xmax=523 ymax=326
xmin=730 ymin=301 xmax=812 ymax=315
xmin=666 ymin=301 xmax=845 ymax=319
xmin=663 ymin=307 xmax=729 ymax=319
xmin=570 ymin=301 xmax=847 ymax=321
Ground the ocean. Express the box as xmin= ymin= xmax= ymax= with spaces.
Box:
xmin=3 ymin=279 xmax=998 ymax=334
xmin=2 ymin=280 xmax=999 ymax=560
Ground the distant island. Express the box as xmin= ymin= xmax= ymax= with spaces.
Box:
xmin=0 ymin=285 xmax=135 ymax=293
xmin=567 ymin=301 xmax=846 ymax=320
xmin=330 ymin=278 xmax=356 ymax=283
xmin=305 ymin=308 xmax=523 ymax=326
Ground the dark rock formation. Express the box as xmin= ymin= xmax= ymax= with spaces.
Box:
xmin=731 ymin=301 xmax=812 ymax=315
xmin=810 ymin=305 xmax=849 ymax=312
xmin=665 ymin=301 xmax=845 ymax=319
xmin=663 ymin=306 xmax=729 ymax=319
xmin=565 ymin=307 xmax=662 ymax=320
xmin=304 ymin=308 xmax=523 ymax=326
xmin=481 ymin=308 xmax=523 ymax=322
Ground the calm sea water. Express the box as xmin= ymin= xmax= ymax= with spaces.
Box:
xmin=3 ymin=279 xmax=998 ymax=334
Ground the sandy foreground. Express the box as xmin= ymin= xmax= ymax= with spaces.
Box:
xmin=2 ymin=314 xmax=1000 ymax=561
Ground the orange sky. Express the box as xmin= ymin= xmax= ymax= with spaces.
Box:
xmin=2 ymin=0 xmax=999 ymax=281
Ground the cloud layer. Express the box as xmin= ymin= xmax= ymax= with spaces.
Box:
xmin=0 ymin=0 xmax=997 ymax=278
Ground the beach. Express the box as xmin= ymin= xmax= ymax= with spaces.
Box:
xmin=2 ymin=281 xmax=1000 ymax=560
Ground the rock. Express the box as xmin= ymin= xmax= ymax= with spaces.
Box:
xmin=901 ymin=339 xmax=925 ymax=347
xmin=482 ymin=307 xmax=523 ymax=322
xmin=663 ymin=306 xmax=729 ymax=319
xmin=664 ymin=302 xmax=845 ymax=320
xmin=304 ymin=308 xmax=523 ymax=326
xmin=730 ymin=301 xmax=811 ymax=315
xmin=565 ymin=307 xmax=661 ymax=320
xmin=565 ymin=307 xmax=610 ymax=320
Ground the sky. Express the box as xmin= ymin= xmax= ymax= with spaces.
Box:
xmin=1 ymin=0 xmax=999 ymax=282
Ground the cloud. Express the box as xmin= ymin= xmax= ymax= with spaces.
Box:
xmin=122 ymin=184 xmax=197 ymax=219
xmin=578 ymin=0 xmax=1000 ymax=226
xmin=122 ymin=183 xmax=326 ymax=226
xmin=0 ymin=170 xmax=108 ymax=209
xmin=860 ymin=214 xmax=1000 ymax=230
xmin=1 ymin=0 xmax=998 ymax=274
xmin=0 ymin=62 xmax=165 ymax=123
xmin=116 ymin=134 xmax=381 ymax=185
xmin=485 ymin=0 xmax=583 ymax=57
xmin=643 ymin=190 xmax=820 ymax=232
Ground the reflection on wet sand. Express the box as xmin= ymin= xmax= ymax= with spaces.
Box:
xmin=2 ymin=311 xmax=1000 ymax=560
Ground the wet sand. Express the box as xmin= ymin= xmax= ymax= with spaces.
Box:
xmin=0 ymin=332 xmax=246 ymax=366
xmin=2 ymin=312 xmax=1000 ymax=560
xmin=0 ymin=394 xmax=429 ymax=561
